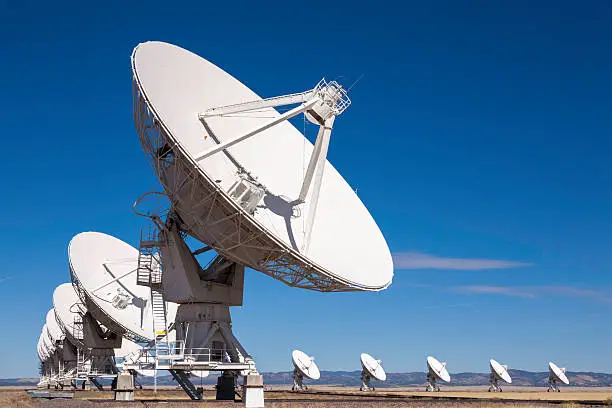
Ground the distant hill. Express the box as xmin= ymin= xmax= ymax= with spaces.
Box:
xmin=5 ymin=370 xmax=612 ymax=387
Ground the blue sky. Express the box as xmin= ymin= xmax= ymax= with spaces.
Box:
xmin=1 ymin=0 xmax=611 ymax=378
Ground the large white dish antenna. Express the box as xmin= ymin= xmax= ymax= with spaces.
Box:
xmin=37 ymin=334 xmax=47 ymax=361
xmin=131 ymin=41 xmax=393 ymax=292
xmin=490 ymin=359 xmax=512 ymax=384
xmin=36 ymin=337 xmax=43 ymax=361
xmin=69 ymin=231 xmax=176 ymax=342
xmin=114 ymin=337 xmax=142 ymax=359
xmin=361 ymin=353 xmax=386 ymax=381
xmin=549 ymin=362 xmax=569 ymax=385
xmin=427 ymin=356 xmax=450 ymax=383
xmin=292 ymin=350 xmax=320 ymax=380
xmin=114 ymin=338 xmax=156 ymax=377
xmin=40 ymin=330 xmax=51 ymax=360
xmin=45 ymin=309 xmax=64 ymax=345
xmin=53 ymin=283 xmax=87 ymax=348
xmin=189 ymin=370 xmax=210 ymax=379
xmin=40 ymin=324 xmax=55 ymax=356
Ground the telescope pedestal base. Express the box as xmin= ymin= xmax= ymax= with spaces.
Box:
xmin=216 ymin=372 xmax=236 ymax=400
xmin=114 ymin=373 xmax=135 ymax=401
xmin=548 ymin=379 xmax=561 ymax=392
xmin=360 ymin=370 xmax=374 ymax=391
xmin=243 ymin=374 xmax=264 ymax=408
xmin=292 ymin=369 xmax=307 ymax=391
xmin=425 ymin=373 xmax=440 ymax=392
xmin=488 ymin=385 xmax=503 ymax=392
xmin=489 ymin=375 xmax=502 ymax=392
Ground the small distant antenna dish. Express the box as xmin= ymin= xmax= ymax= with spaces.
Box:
xmin=548 ymin=361 xmax=569 ymax=392
xmin=360 ymin=353 xmax=386 ymax=391
xmin=292 ymin=350 xmax=320 ymax=391
xmin=426 ymin=356 xmax=450 ymax=392
xmin=489 ymin=359 xmax=512 ymax=392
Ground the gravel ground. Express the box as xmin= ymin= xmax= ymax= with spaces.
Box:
xmin=1 ymin=388 xmax=608 ymax=408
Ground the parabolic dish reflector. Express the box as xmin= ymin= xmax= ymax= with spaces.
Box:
xmin=292 ymin=350 xmax=320 ymax=380
xmin=41 ymin=324 xmax=55 ymax=355
xmin=37 ymin=335 xmax=46 ymax=361
xmin=53 ymin=283 xmax=86 ymax=347
xmin=69 ymin=231 xmax=175 ymax=342
xmin=427 ymin=356 xmax=450 ymax=383
xmin=131 ymin=41 xmax=393 ymax=292
xmin=490 ymin=359 xmax=512 ymax=384
xmin=114 ymin=338 xmax=156 ymax=377
xmin=114 ymin=337 xmax=142 ymax=359
xmin=189 ymin=370 xmax=210 ymax=379
xmin=549 ymin=362 xmax=569 ymax=385
xmin=361 ymin=353 xmax=386 ymax=381
xmin=38 ymin=332 xmax=50 ymax=360
xmin=45 ymin=309 xmax=64 ymax=345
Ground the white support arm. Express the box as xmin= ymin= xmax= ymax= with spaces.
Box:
xmin=199 ymin=90 xmax=315 ymax=118
xmin=297 ymin=124 xmax=325 ymax=202
xmin=95 ymin=265 xmax=137 ymax=295
xmin=302 ymin=116 xmax=335 ymax=253
xmin=194 ymin=98 xmax=318 ymax=162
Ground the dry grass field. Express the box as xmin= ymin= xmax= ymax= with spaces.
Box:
xmin=2 ymin=386 xmax=611 ymax=408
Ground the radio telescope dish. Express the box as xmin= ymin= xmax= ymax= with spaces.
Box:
xmin=548 ymin=362 xmax=569 ymax=392
xmin=131 ymin=41 xmax=393 ymax=292
xmin=426 ymin=356 xmax=450 ymax=391
xmin=37 ymin=337 xmax=44 ymax=361
xmin=69 ymin=231 xmax=176 ymax=342
xmin=292 ymin=350 xmax=320 ymax=391
xmin=53 ymin=283 xmax=87 ymax=348
xmin=360 ymin=353 xmax=386 ymax=391
xmin=489 ymin=359 xmax=511 ymax=392
xmin=41 ymin=324 xmax=55 ymax=355
xmin=37 ymin=332 xmax=49 ymax=361
xmin=39 ymin=332 xmax=51 ymax=361
xmin=189 ymin=370 xmax=210 ymax=379
xmin=114 ymin=337 xmax=142 ymax=360
xmin=45 ymin=309 xmax=64 ymax=346
xmin=114 ymin=338 xmax=156 ymax=377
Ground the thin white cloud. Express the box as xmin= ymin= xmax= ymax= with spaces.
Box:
xmin=393 ymin=251 xmax=531 ymax=270
xmin=451 ymin=285 xmax=536 ymax=298
xmin=540 ymin=286 xmax=612 ymax=305
xmin=450 ymin=285 xmax=612 ymax=305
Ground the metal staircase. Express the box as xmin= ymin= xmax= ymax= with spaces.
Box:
xmin=151 ymin=289 xmax=169 ymax=351
xmin=76 ymin=349 xmax=86 ymax=377
xmin=131 ymin=202 xmax=205 ymax=401
xmin=136 ymin=224 xmax=170 ymax=368
xmin=137 ymin=225 xmax=160 ymax=286
xmin=73 ymin=314 xmax=83 ymax=341
xmin=169 ymin=369 xmax=203 ymax=400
